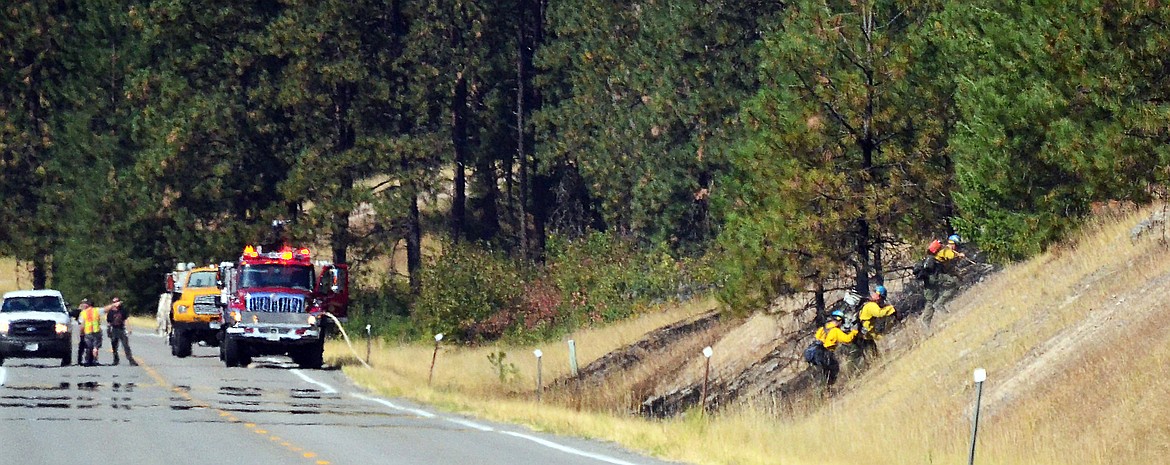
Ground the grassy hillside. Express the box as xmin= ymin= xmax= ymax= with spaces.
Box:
xmin=6 ymin=206 xmax=1164 ymax=464
xmin=330 ymin=205 xmax=1170 ymax=465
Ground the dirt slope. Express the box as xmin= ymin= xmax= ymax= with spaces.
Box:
xmin=552 ymin=205 xmax=1169 ymax=465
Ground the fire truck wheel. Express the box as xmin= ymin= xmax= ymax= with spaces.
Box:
xmin=293 ymin=342 xmax=324 ymax=369
xmin=172 ymin=331 xmax=192 ymax=358
xmin=223 ymin=336 xmax=249 ymax=367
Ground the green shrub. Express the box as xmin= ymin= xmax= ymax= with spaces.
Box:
xmin=413 ymin=240 xmax=526 ymax=342
xmin=545 ymin=231 xmax=715 ymax=328
xmin=345 ymin=278 xmax=417 ymax=342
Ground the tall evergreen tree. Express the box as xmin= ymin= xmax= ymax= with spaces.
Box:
xmin=719 ymin=0 xmax=948 ymax=311
xmin=940 ymin=1 xmax=1170 ymax=259
xmin=0 ymin=0 xmax=76 ymax=289
xmin=537 ymin=0 xmax=776 ymax=252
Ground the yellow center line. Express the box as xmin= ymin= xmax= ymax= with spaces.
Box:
xmin=136 ymin=358 xmax=330 ymax=463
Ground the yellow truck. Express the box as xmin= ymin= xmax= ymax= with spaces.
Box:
xmin=168 ymin=264 xmax=223 ymax=358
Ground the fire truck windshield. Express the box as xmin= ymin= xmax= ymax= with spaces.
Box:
xmin=239 ymin=264 xmax=314 ymax=291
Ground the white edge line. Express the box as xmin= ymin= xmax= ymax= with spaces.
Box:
xmin=500 ymin=431 xmax=640 ymax=465
xmin=350 ymin=391 xmax=643 ymax=465
xmin=0 ymin=367 xmax=6 ymax=386
xmin=445 ymin=417 xmax=494 ymax=432
xmin=352 ymin=392 xmax=435 ymax=418
xmin=289 ymin=369 xmax=338 ymax=394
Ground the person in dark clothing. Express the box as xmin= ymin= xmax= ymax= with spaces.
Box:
xmin=105 ymin=297 xmax=136 ymax=366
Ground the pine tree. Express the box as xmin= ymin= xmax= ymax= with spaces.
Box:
xmin=940 ymin=1 xmax=1170 ymax=259
xmin=719 ymin=0 xmax=949 ymax=311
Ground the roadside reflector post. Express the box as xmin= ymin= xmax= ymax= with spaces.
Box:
xmin=365 ymin=324 xmax=372 ymax=366
xmin=700 ymin=346 xmax=713 ymax=414
xmin=567 ymin=340 xmax=578 ymax=377
xmin=534 ymin=349 xmax=543 ymax=402
xmin=428 ymin=333 xmax=443 ymax=386
xmin=968 ymin=368 xmax=987 ymax=465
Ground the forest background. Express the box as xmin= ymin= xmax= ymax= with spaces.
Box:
xmin=1 ymin=0 xmax=1167 ymax=342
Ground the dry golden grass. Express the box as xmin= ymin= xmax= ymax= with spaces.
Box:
xmin=0 ymin=257 xmax=30 ymax=294
xmin=326 ymin=205 xmax=1170 ymax=465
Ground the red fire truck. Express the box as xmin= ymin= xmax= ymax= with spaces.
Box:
xmin=216 ymin=244 xmax=348 ymax=368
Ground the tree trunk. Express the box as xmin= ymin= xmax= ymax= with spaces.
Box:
xmin=331 ymin=175 xmax=351 ymax=265
xmin=452 ymin=73 xmax=467 ymax=243
xmin=32 ymin=253 xmax=47 ymax=290
xmin=331 ymin=84 xmax=356 ymax=265
xmin=814 ymin=279 xmax=826 ymax=327
xmin=474 ymin=149 xmax=501 ymax=240
xmin=854 ymin=218 xmax=871 ymax=296
xmin=407 ymin=186 xmax=422 ymax=295
xmin=516 ymin=17 xmax=529 ymax=259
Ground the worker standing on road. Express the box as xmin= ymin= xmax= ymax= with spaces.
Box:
xmin=811 ymin=310 xmax=857 ymax=386
xmin=73 ymin=298 xmax=90 ymax=365
xmin=106 ymin=298 xmax=137 ymax=366
xmin=156 ymin=292 xmax=171 ymax=336
xmin=78 ymin=299 xmax=119 ymax=366
xmin=921 ymin=235 xmax=966 ymax=326
xmin=79 ymin=300 xmax=105 ymax=366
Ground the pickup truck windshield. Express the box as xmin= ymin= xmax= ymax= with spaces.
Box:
xmin=1 ymin=296 xmax=66 ymax=313
xmin=240 ymin=264 xmax=314 ymax=291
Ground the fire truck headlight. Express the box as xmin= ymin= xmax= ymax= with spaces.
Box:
xmin=307 ymin=315 xmax=317 ymax=326
xmin=177 ymin=305 xmax=188 ymax=314
xmin=230 ymin=310 xmax=241 ymax=322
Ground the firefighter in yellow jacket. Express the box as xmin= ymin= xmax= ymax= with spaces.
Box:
xmin=922 ymin=235 xmax=966 ymax=325
xmin=857 ymin=285 xmax=897 ymax=357
xmin=812 ymin=310 xmax=857 ymax=385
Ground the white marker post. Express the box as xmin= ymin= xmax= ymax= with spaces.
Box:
xmin=534 ymin=349 xmax=544 ymax=402
xmin=365 ymin=324 xmax=372 ymax=366
xmin=567 ymin=340 xmax=579 ymax=378
xmin=700 ymin=346 xmax=713 ymax=413
xmin=428 ymin=333 xmax=444 ymax=386
xmin=968 ymin=368 xmax=987 ymax=465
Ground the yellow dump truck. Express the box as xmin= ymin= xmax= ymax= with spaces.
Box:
xmin=169 ymin=264 xmax=223 ymax=358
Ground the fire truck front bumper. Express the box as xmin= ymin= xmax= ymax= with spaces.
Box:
xmin=226 ymin=324 xmax=320 ymax=344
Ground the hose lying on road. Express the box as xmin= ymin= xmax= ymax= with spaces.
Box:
xmin=323 ymin=312 xmax=372 ymax=369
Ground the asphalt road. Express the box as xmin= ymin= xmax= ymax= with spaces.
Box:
xmin=0 ymin=331 xmax=681 ymax=465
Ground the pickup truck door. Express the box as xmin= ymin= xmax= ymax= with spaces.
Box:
xmin=315 ymin=264 xmax=349 ymax=320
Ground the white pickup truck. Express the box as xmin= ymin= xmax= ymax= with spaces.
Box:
xmin=0 ymin=290 xmax=72 ymax=366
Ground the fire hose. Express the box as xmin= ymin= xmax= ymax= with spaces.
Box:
xmin=322 ymin=312 xmax=371 ymax=369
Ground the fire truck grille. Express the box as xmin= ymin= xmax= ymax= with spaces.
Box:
xmin=193 ymin=295 xmax=219 ymax=315
xmin=246 ymin=294 xmax=306 ymax=313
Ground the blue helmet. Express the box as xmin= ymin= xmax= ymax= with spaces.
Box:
xmin=948 ymin=234 xmax=962 ymax=244
xmin=875 ymin=285 xmax=887 ymax=298
xmin=830 ymin=310 xmax=845 ymax=320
